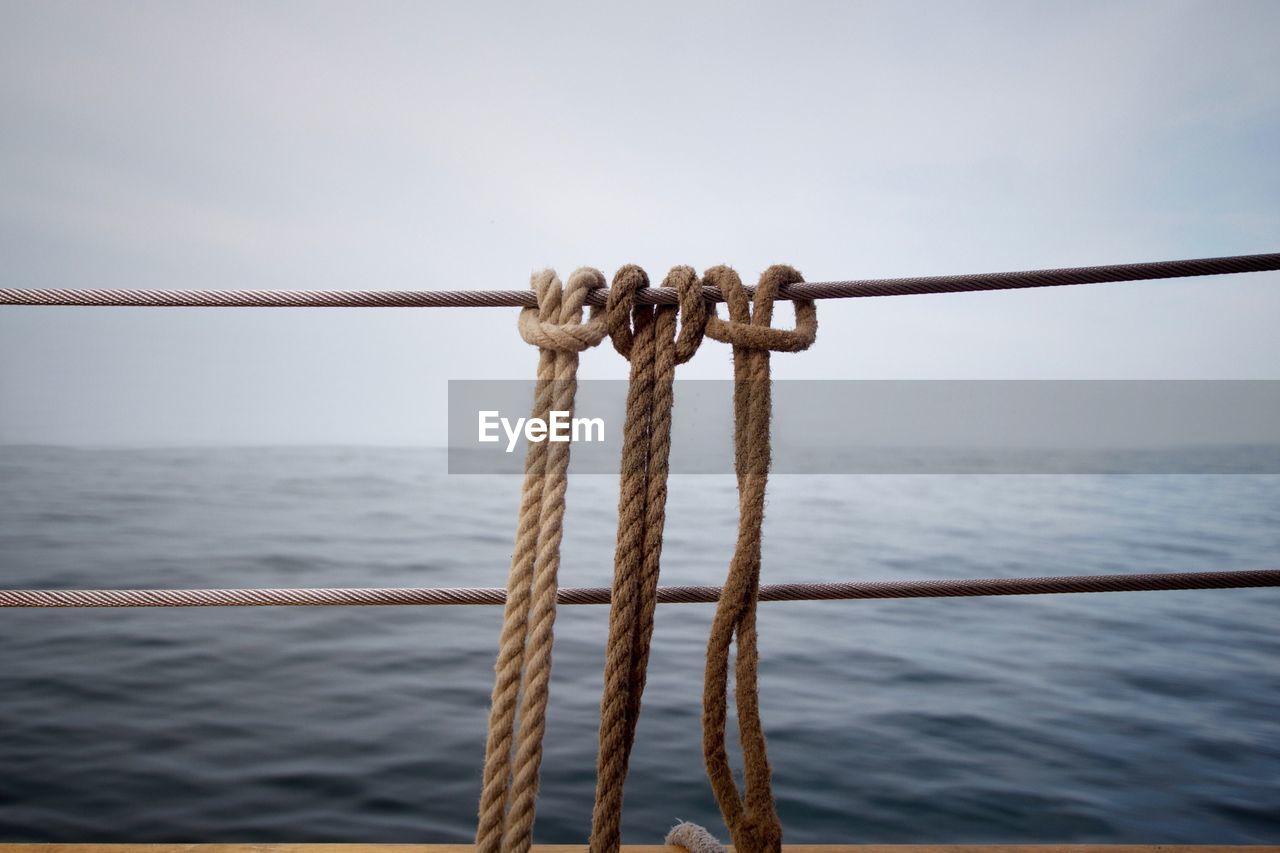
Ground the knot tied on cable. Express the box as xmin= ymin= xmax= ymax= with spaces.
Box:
xmin=704 ymin=263 xmax=817 ymax=352
xmin=477 ymin=263 xmax=815 ymax=853
xmin=517 ymin=267 xmax=609 ymax=352
xmin=605 ymin=264 xmax=708 ymax=363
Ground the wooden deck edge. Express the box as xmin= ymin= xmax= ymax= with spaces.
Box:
xmin=5 ymin=840 xmax=1274 ymax=845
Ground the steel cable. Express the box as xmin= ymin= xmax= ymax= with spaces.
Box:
xmin=1 ymin=252 xmax=1277 ymax=308
xmin=1 ymin=569 xmax=1276 ymax=608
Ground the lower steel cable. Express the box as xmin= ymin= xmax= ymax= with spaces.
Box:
xmin=1 ymin=569 xmax=1276 ymax=607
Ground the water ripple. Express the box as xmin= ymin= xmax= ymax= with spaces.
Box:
xmin=0 ymin=447 xmax=1277 ymax=843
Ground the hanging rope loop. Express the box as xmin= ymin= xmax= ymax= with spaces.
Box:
xmin=704 ymin=264 xmax=817 ymax=352
xmin=605 ymin=264 xmax=650 ymax=358
xmin=665 ymin=265 xmax=709 ymax=364
xmin=608 ymin=264 xmax=709 ymax=364
xmin=700 ymin=265 xmax=819 ymax=853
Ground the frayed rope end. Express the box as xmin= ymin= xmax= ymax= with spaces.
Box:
xmin=665 ymin=820 xmax=726 ymax=853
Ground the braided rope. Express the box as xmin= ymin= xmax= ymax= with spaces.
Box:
xmin=1 ymin=570 xmax=1276 ymax=608
xmin=593 ymin=268 xmax=663 ymax=853
xmin=2 ymin=252 xmax=1276 ymax=308
xmin=700 ymin=265 xmax=819 ymax=853
xmin=475 ymin=268 xmax=607 ymax=853
xmin=591 ymin=266 xmax=708 ymax=853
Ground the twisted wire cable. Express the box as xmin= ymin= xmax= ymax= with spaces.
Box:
xmin=1 ymin=570 xmax=1276 ymax=608
xmin=1 ymin=252 xmax=1276 ymax=308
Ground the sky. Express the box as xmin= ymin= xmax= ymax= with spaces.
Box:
xmin=0 ymin=0 xmax=1277 ymax=446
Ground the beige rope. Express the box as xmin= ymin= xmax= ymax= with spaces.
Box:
xmin=700 ymin=265 xmax=818 ymax=853
xmin=589 ymin=266 xmax=707 ymax=852
xmin=665 ymin=821 xmax=727 ymax=853
xmin=475 ymin=268 xmax=608 ymax=853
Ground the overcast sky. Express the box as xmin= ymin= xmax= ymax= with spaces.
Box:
xmin=1 ymin=0 xmax=1277 ymax=446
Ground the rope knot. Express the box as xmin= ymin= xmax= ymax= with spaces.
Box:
xmin=606 ymin=264 xmax=708 ymax=364
xmin=518 ymin=267 xmax=609 ymax=352
xmin=704 ymin=264 xmax=817 ymax=352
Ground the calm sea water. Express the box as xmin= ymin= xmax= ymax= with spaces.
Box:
xmin=1 ymin=446 xmax=1277 ymax=844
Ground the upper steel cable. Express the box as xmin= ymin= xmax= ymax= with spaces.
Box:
xmin=0 ymin=252 xmax=1277 ymax=308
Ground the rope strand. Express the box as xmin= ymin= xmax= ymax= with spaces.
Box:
xmin=475 ymin=268 xmax=607 ymax=853
xmin=700 ymin=265 xmax=819 ymax=853
xmin=590 ymin=266 xmax=707 ymax=852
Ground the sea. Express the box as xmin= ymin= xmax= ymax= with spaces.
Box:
xmin=1 ymin=446 xmax=1277 ymax=844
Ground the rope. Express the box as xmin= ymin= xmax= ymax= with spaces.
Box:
xmin=590 ymin=266 xmax=707 ymax=852
xmin=475 ymin=268 xmax=607 ymax=853
xmin=665 ymin=821 xmax=727 ymax=853
xmin=700 ymin=265 xmax=819 ymax=853
xmin=1 ymin=251 xmax=1276 ymax=308
xmin=3 ymin=571 xmax=1275 ymax=608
